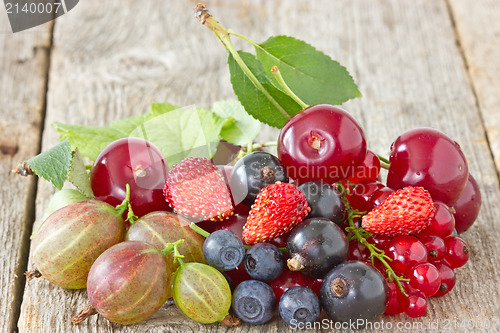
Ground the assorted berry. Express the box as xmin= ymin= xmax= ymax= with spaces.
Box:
xmin=279 ymin=286 xmax=321 ymax=326
xmin=242 ymin=181 xmax=309 ymax=245
xmin=202 ymin=230 xmax=245 ymax=271
xmin=164 ymin=157 xmax=234 ymax=222
xmin=23 ymin=5 xmax=483 ymax=329
xmin=361 ymin=186 xmax=435 ymax=236
xmin=286 ymin=218 xmax=348 ymax=278
xmin=297 ymin=180 xmax=346 ymax=225
xmin=232 ymin=280 xmax=276 ymax=325
xmin=243 ymin=242 xmax=284 ymax=281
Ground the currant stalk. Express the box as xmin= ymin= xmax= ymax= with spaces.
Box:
xmin=337 ymin=182 xmax=409 ymax=296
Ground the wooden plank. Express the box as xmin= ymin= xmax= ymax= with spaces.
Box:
xmin=18 ymin=0 xmax=500 ymax=332
xmin=447 ymin=0 xmax=500 ymax=176
xmin=0 ymin=9 xmax=52 ymax=333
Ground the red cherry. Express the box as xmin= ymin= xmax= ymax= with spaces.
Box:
xmin=90 ymin=138 xmax=170 ymax=217
xmin=453 ymin=174 xmax=481 ymax=233
xmin=278 ymin=104 xmax=367 ymax=184
xmin=387 ymin=127 xmax=469 ymax=206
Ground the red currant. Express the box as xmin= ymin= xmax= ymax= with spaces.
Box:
xmin=432 ymin=261 xmax=456 ymax=297
xmin=90 ymin=138 xmax=170 ymax=217
xmin=367 ymin=187 xmax=394 ymax=210
xmin=268 ymin=269 xmax=322 ymax=301
xmin=452 ymin=174 xmax=481 ymax=234
xmin=385 ymin=235 xmax=428 ymax=275
xmin=346 ymin=180 xmax=384 ymax=212
xmin=278 ymin=104 xmax=367 ymax=184
xmin=347 ymin=150 xmax=381 ymax=183
xmin=384 ymin=281 xmax=403 ymax=315
xmin=409 ymin=263 xmax=441 ymax=297
xmin=417 ymin=201 xmax=455 ymax=238
xmin=420 ymin=235 xmax=446 ymax=262
xmin=387 ymin=127 xmax=469 ymax=206
xmin=443 ymin=236 xmax=470 ymax=268
xmin=404 ymin=292 xmax=428 ymax=318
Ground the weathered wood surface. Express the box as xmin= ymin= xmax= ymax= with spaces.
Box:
xmin=0 ymin=0 xmax=495 ymax=332
xmin=448 ymin=0 xmax=500 ymax=176
xmin=0 ymin=9 xmax=52 ymax=333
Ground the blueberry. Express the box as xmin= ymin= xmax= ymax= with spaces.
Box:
xmin=287 ymin=218 xmax=348 ymax=278
xmin=229 ymin=151 xmax=288 ymax=207
xmin=244 ymin=243 xmax=284 ymax=281
xmin=202 ymin=230 xmax=245 ymax=271
xmin=298 ymin=180 xmax=346 ymax=225
xmin=279 ymin=286 xmax=320 ymax=326
xmin=320 ymin=260 xmax=388 ymax=327
xmin=232 ymin=280 xmax=276 ymax=325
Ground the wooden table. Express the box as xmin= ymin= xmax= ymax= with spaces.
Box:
xmin=1 ymin=1 xmax=499 ymax=332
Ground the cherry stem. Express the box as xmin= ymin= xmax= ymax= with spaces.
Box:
xmin=189 ymin=222 xmax=211 ymax=238
xmin=72 ymin=305 xmax=97 ymax=325
xmin=270 ymin=66 xmax=308 ymax=109
xmin=380 ymin=161 xmax=390 ymax=170
xmin=376 ymin=153 xmax=390 ymax=164
xmin=194 ymin=3 xmax=290 ymax=120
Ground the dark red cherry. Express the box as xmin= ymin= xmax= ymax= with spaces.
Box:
xmin=452 ymin=173 xmax=481 ymax=233
xmin=387 ymin=128 xmax=469 ymax=206
xmin=278 ymin=104 xmax=367 ymax=184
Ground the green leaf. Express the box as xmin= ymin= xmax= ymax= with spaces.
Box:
xmin=212 ymin=100 xmax=261 ymax=145
xmin=67 ymin=148 xmax=94 ymax=198
xmin=53 ymin=122 xmax=127 ymax=161
xmin=228 ymin=51 xmax=302 ymax=128
xmin=128 ymin=107 xmax=226 ymax=166
xmin=27 ymin=140 xmax=72 ymax=190
xmin=109 ymin=103 xmax=179 ymax=134
xmin=255 ymin=36 xmax=361 ymax=106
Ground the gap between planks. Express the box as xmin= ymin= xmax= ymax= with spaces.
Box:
xmin=10 ymin=20 xmax=56 ymax=333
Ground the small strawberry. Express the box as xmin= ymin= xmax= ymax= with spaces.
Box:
xmin=362 ymin=186 xmax=435 ymax=236
xmin=242 ymin=181 xmax=310 ymax=245
xmin=164 ymin=157 xmax=233 ymax=221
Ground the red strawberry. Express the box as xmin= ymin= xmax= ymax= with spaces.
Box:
xmin=243 ymin=181 xmax=310 ymax=245
xmin=362 ymin=186 xmax=435 ymax=236
xmin=164 ymin=157 xmax=233 ymax=221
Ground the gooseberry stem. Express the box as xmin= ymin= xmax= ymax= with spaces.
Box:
xmin=194 ymin=3 xmax=291 ymax=120
xmin=189 ymin=222 xmax=211 ymax=238
xmin=271 ymin=66 xmax=308 ymax=109
xmin=72 ymin=305 xmax=97 ymax=325
xmin=115 ymin=184 xmax=131 ymax=217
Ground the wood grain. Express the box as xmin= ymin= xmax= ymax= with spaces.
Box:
xmin=15 ymin=0 xmax=500 ymax=332
xmin=446 ymin=0 xmax=500 ymax=176
xmin=0 ymin=9 xmax=52 ymax=333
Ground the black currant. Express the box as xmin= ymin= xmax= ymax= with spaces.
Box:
xmin=286 ymin=218 xmax=348 ymax=278
xmin=320 ymin=260 xmax=388 ymax=327
xmin=298 ymin=180 xmax=346 ymax=225
xmin=229 ymin=151 xmax=288 ymax=207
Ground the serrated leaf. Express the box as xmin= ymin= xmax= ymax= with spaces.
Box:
xmin=27 ymin=140 xmax=72 ymax=190
xmin=255 ymin=35 xmax=361 ymax=106
xmin=53 ymin=122 xmax=127 ymax=161
xmin=228 ymin=51 xmax=302 ymax=128
xmin=67 ymin=148 xmax=94 ymax=198
xmin=128 ymin=106 xmax=226 ymax=166
xmin=109 ymin=103 xmax=179 ymax=134
xmin=212 ymin=100 xmax=261 ymax=145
